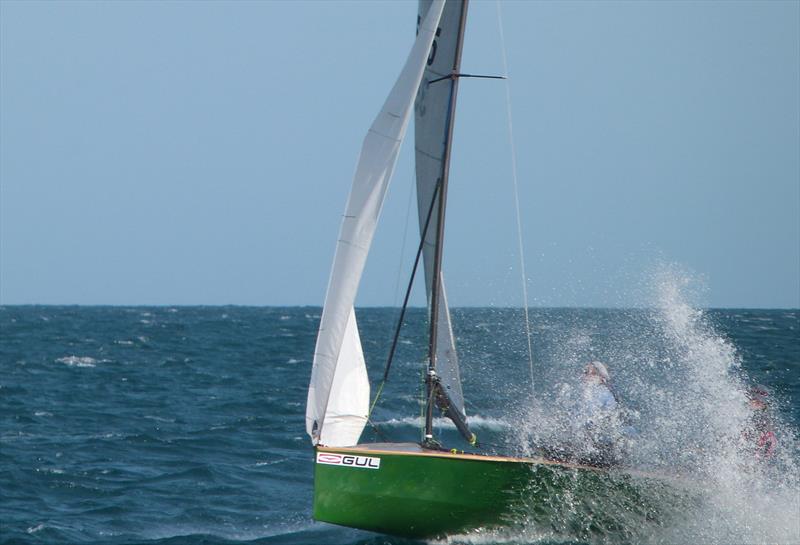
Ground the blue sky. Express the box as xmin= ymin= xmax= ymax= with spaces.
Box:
xmin=1 ymin=1 xmax=798 ymax=308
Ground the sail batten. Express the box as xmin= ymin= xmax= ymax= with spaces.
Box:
xmin=306 ymin=0 xmax=446 ymax=447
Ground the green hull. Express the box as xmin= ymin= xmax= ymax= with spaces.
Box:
xmin=313 ymin=443 xmax=684 ymax=539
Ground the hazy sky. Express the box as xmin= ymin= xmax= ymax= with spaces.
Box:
xmin=1 ymin=1 xmax=798 ymax=308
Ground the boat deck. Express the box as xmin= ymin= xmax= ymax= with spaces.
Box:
xmin=333 ymin=443 xmax=693 ymax=485
xmin=331 ymin=442 xmax=606 ymax=472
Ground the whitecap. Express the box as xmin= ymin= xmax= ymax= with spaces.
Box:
xmin=255 ymin=459 xmax=288 ymax=466
xmin=56 ymin=356 xmax=97 ymax=368
xmin=36 ymin=467 xmax=64 ymax=474
xmin=144 ymin=415 xmax=175 ymax=423
xmin=27 ymin=524 xmax=45 ymax=534
xmin=379 ymin=415 xmax=511 ymax=431
xmin=34 ymin=411 xmax=53 ymax=417
xmin=287 ymin=358 xmax=299 ymax=364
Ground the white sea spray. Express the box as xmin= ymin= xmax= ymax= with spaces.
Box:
xmin=509 ymin=266 xmax=800 ymax=544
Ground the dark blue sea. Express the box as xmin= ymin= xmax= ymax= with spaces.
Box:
xmin=2 ymin=301 xmax=798 ymax=544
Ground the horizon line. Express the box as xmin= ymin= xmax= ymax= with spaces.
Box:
xmin=1 ymin=303 xmax=798 ymax=311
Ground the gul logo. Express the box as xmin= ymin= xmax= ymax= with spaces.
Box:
xmin=316 ymin=452 xmax=380 ymax=469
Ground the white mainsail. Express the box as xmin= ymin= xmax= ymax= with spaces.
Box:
xmin=414 ymin=0 xmax=468 ymax=423
xmin=306 ymin=0 xmax=446 ymax=447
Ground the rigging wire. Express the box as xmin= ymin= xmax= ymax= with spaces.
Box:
xmin=496 ymin=0 xmax=535 ymax=394
xmin=366 ymin=181 xmax=442 ymax=440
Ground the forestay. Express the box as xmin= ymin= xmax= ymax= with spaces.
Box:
xmin=306 ymin=0 xmax=446 ymax=447
xmin=414 ymin=0 xmax=470 ymax=434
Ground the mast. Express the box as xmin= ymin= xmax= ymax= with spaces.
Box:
xmin=425 ymin=0 xmax=469 ymax=442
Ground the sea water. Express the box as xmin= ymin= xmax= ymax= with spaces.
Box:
xmin=1 ymin=278 xmax=798 ymax=544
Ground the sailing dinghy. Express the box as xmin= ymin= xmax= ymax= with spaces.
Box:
xmin=306 ymin=0 xmax=683 ymax=538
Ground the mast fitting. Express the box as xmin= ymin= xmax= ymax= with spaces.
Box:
xmin=428 ymin=72 xmax=506 ymax=85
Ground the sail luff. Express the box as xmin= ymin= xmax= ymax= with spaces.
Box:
xmin=417 ymin=0 xmax=473 ymax=443
xmin=306 ymin=0 xmax=446 ymax=447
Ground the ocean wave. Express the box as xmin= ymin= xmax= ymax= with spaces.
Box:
xmin=255 ymin=458 xmax=288 ymax=466
xmin=35 ymin=467 xmax=65 ymax=475
xmin=144 ymin=415 xmax=176 ymax=423
xmin=55 ymin=356 xmax=100 ymax=367
xmin=26 ymin=523 xmax=45 ymax=534
xmin=141 ymin=520 xmax=319 ymax=542
xmin=2 ymin=305 xmax=796 ymax=545
xmin=378 ymin=414 xmax=512 ymax=431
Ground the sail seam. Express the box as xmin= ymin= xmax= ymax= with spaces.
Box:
xmin=413 ymin=147 xmax=444 ymax=162
xmin=367 ymin=128 xmax=403 ymax=142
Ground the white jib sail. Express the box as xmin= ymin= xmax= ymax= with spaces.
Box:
xmin=306 ymin=0 xmax=446 ymax=447
xmin=414 ymin=0 xmax=467 ymax=420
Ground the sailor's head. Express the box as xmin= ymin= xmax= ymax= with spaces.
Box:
xmin=583 ymin=361 xmax=610 ymax=384
xmin=747 ymin=384 xmax=769 ymax=410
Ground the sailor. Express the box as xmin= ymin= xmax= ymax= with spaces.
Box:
xmin=581 ymin=361 xmax=616 ymax=416
xmin=577 ymin=361 xmax=628 ymax=466
xmin=743 ymin=384 xmax=777 ymax=460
